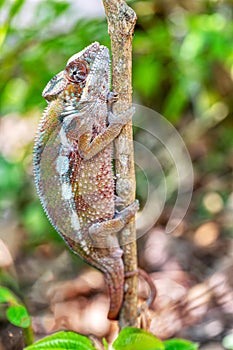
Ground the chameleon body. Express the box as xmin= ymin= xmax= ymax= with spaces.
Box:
xmin=33 ymin=42 xmax=138 ymax=320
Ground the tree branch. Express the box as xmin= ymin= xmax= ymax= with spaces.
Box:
xmin=102 ymin=0 xmax=138 ymax=327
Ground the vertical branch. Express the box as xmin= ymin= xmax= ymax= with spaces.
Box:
xmin=102 ymin=0 xmax=138 ymax=327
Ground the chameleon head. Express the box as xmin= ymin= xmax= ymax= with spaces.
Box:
xmin=42 ymin=42 xmax=110 ymax=102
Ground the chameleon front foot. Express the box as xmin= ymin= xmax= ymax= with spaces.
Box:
xmin=108 ymin=106 xmax=135 ymax=126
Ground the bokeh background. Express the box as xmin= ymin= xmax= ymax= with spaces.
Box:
xmin=0 ymin=1 xmax=233 ymax=349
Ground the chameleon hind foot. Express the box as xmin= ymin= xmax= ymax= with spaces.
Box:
xmin=88 ymin=200 xmax=139 ymax=248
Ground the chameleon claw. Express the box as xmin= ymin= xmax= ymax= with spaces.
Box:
xmin=107 ymin=91 xmax=118 ymax=105
xmin=114 ymin=195 xmax=126 ymax=209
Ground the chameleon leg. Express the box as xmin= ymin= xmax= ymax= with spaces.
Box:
xmin=77 ymin=107 xmax=135 ymax=160
xmin=88 ymin=200 xmax=139 ymax=248
xmin=108 ymin=106 xmax=135 ymax=126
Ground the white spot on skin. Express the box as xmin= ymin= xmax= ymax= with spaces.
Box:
xmin=71 ymin=211 xmax=81 ymax=231
xmin=56 ymin=155 xmax=69 ymax=175
xmin=62 ymin=182 xmax=73 ymax=200
xmin=64 ymin=105 xmax=74 ymax=111
xmin=59 ymin=127 xmax=70 ymax=150
xmin=83 ymin=246 xmax=90 ymax=254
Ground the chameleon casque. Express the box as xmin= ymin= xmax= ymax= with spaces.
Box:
xmin=33 ymin=42 xmax=139 ymax=320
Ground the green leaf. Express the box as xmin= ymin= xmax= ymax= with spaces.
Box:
xmin=0 ymin=286 xmax=19 ymax=304
xmin=6 ymin=305 xmax=31 ymax=328
xmin=24 ymin=331 xmax=97 ymax=350
xmin=0 ymin=287 xmax=31 ymax=329
xmin=113 ymin=328 xmax=164 ymax=350
xmin=164 ymin=338 xmax=199 ymax=350
xmin=223 ymin=333 xmax=233 ymax=350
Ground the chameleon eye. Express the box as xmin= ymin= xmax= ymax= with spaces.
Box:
xmin=65 ymin=60 xmax=89 ymax=83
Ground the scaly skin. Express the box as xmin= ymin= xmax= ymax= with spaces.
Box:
xmin=33 ymin=42 xmax=138 ymax=319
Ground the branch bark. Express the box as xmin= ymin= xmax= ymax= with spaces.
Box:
xmin=102 ymin=0 xmax=138 ymax=327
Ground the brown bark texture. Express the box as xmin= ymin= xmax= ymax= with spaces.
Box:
xmin=102 ymin=0 xmax=138 ymax=328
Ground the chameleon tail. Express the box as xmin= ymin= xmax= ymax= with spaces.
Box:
xmin=104 ymin=255 xmax=124 ymax=320
xmin=93 ymin=246 xmax=125 ymax=320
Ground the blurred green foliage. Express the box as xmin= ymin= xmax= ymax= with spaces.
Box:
xmin=0 ymin=0 xmax=232 ymax=255
xmin=0 ymin=0 xmax=109 ymax=115
xmin=132 ymin=1 xmax=233 ymax=122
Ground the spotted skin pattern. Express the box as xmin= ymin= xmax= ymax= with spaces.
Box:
xmin=33 ymin=42 xmax=138 ymax=319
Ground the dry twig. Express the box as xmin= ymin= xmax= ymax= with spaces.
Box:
xmin=102 ymin=0 xmax=138 ymax=327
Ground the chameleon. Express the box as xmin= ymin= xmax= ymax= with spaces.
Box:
xmin=33 ymin=42 xmax=139 ymax=320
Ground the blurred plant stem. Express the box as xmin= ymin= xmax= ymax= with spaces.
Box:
xmin=23 ymin=323 xmax=34 ymax=347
